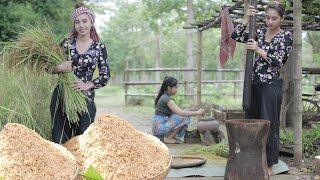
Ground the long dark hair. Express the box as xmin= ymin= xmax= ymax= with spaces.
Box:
xmin=155 ymin=76 xmax=178 ymax=106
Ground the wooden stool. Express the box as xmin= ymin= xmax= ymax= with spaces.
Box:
xmin=224 ymin=119 xmax=270 ymax=180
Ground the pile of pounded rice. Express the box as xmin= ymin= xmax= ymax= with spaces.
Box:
xmin=64 ymin=114 xmax=171 ymax=179
xmin=0 ymin=123 xmax=78 ymax=180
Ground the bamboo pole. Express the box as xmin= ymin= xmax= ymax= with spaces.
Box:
xmin=293 ymin=0 xmax=303 ymax=167
xmin=196 ymin=30 xmax=203 ymax=109
xmin=242 ymin=0 xmax=257 ymax=111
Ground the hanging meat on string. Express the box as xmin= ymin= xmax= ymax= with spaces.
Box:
xmin=219 ymin=7 xmax=236 ymax=67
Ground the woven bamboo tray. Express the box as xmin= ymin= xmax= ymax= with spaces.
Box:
xmin=171 ymin=155 xmax=206 ymax=169
xmin=147 ymin=155 xmax=172 ymax=180
xmin=71 ymin=166 xmax=80 ymax=180
xmin=146 ymin=134 xmax=172 ymax=180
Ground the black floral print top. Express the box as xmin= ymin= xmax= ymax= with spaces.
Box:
xmin=231 ymin=23 xmax=293 ymax=84
xmin=60 ymin=38 xmax=110 ymax=99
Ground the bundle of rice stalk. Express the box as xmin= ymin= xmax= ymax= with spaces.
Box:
xmin=2 ymin=23 xmax=88 ymax=124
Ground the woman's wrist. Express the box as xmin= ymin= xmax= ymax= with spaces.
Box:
xmin=46 ymin=66 xmax=59 ymax=74
xmin=256 ymin=47 xmax=267 ymax=59
xmin=88 ymin=82 xmax=95 ymax=89
xmin=55 ymin=65 xmax=61 ymax=72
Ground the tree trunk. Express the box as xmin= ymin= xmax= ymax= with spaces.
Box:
xmin=280 ymin=55 xmax=294 ymax=128
xmin=315 ymin=156 xmax=320 ymax=176
xmin=293 ymin=0 xmax=303 ymax=167
xmin=225 ymin=119 xmax=270 ymax=180
xmin=185 ymin=0 xmax=194 ymax=96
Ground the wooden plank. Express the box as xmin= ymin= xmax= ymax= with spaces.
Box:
xmin=125 ymin=68 xmax=244 ymax=72
xmin=125 ymin=93 xmax=241 ymax=97
xmin=302 ymin=67 xmax=320 ymax=74
xmin=124 ymin=80 xmax=243 ymax=85
xmin=125 ymin=93 xmax=156 ymax=97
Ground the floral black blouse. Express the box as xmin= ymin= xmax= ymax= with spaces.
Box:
xmin=60 ymin=38 xmax=110 ymax=99
xmin=231 ymin=23 xmax=293 ymax=84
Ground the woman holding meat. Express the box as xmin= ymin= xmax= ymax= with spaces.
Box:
xmin=231 ymin=2 xmax=293 ymax=175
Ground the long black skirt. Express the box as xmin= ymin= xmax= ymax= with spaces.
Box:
xmin=50 ymin=85 xmax=96 ymax=144
xmin=245 ymin=81 xmax=282 ymax=166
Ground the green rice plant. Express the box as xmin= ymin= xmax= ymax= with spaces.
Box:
xmin=184 ymin=140 xmax=229 ymax=158
xmin=0 ymin=65 xmax=53 ymax=139
xmin=1 ymin=22 xmax=88 ymax=124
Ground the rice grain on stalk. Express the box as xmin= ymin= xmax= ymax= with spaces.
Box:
xmin=2 ymin=23 xmax=88 ymax=123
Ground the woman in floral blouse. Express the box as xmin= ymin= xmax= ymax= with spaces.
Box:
xmin=48 ymin=4 xmax=110 ymax=144
xmin=231 ymin=2 xmax=293 ymax=175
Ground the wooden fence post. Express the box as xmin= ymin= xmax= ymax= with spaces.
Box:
xmin=125 ymin=61 xmax=129 ymax=106
xmin=184 ymin=81 xmax=188 ymax=96
xmin=233 ymin=82 xmax=236 ymax=99
xmin=196 ymin=30 xmax=203 ymax=110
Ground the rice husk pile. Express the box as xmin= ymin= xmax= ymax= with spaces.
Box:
xmin=64 ymin=114 xmax=171 ymax=179
xmin=0 ymin=123 xmax=78 ymax=180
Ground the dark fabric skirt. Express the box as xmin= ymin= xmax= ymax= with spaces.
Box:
xmin=245 ymin=81 xmax=282 ymax=166
xmin=50 ymin=85 xmax=96 ymax=144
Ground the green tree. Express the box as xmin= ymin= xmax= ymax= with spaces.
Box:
xmin=101 ymin=0 xmax=231 ymax=75
xmin=0 ymin=0 xmax=79 ymax=42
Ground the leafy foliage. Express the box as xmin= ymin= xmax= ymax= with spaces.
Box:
xmin=101 ymin=0 xmax=238 ymax=74
xmin=280 ymin=0 xmax=320 ymax=21
xmin=0 ymin=0 xmax=79 ymax=41
xmin=280 ymin=125 xmax=320 ymax=158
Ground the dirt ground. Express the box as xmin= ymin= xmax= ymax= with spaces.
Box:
xmin=94 ymin=93 xmax=315 ymax=180
xmin=95 ymin=94 xmax=152 ymax=133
